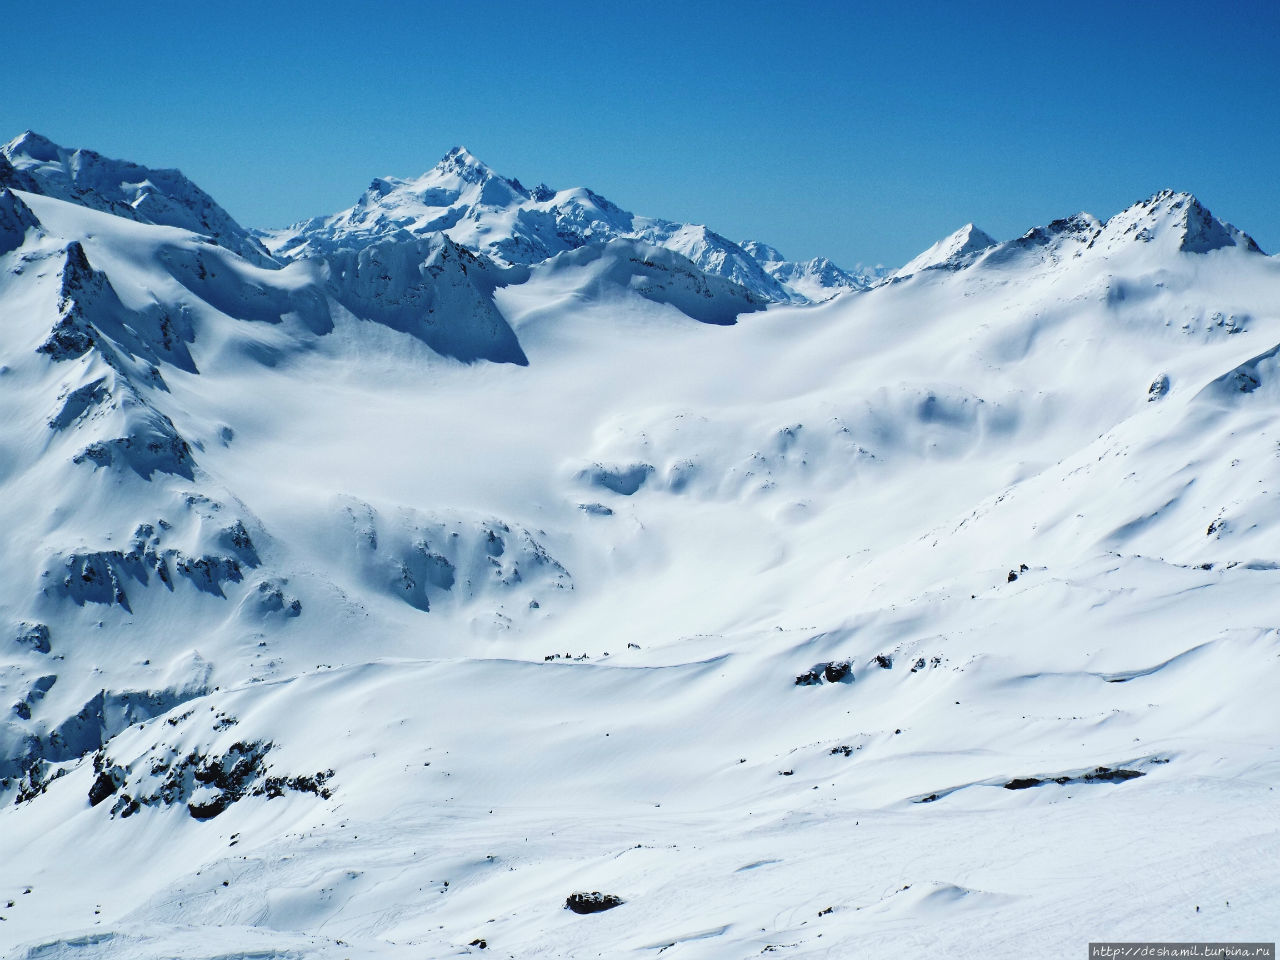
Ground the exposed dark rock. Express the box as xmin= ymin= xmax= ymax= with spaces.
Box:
xmin=188 ymin=796 xmax=231 ymax=820
xmin=824 ymin=660 xmax=852 ymax=682
xmin=796 ymin=659 xmax=853 ymax=686
xmin=1003 ymin=777 xmax=1042 ymax=791
xmin=88 ymin=770 xmax=121 ymax=806
xmin=38 ymin=316 xmax=96 ymax=361
xmin=565 ymin=891 xmax=624 ymax=914
xmin=249 ymin=579 xmax=302 ymax=617
xmin=1081 ymin=766 xmax=1144 ymax=784
xmin=1004 ymin=766 xmax=1146 ymax=791
xmin=71 ymin=410 xmax=195 ymax=480
xmin=44 ymin=739 xmax=336 ymax=819
xmin=0 ymin=186 xmax=40 ymax=256
xmin=174 ymin=553 xmax=244 ymax=596
xmin=874 ymin=655 xmax=893 ymax=670
xmin=47 ymin=521 xmax=252 ymax=609
xmin=110 ymin=793 xmax=140 ymax=817
xmin=13 ymin=760 xmax=67 ymax=803
xmin=39 ymin=266 xmax=203 ymax=373
xmin=13 ymin=622 xmax=52 ymax=654
xmin=219 ymin=520 xmax=260 ymax=565
xmin=256 ymin=769 xmax=334 ymax=800
xmin=48 ymin=376 xmax=112 ymax=431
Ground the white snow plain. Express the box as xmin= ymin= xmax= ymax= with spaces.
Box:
xmin=0 ymin=136 xmax=1277 ymax=959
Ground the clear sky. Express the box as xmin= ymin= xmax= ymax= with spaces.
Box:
xmin=6 ymin=0 xmax=1278 ymax=268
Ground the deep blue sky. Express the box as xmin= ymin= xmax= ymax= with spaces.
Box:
xmin=6 ymin=1 xmax=1278 ymax=268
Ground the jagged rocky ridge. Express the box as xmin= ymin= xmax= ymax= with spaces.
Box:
xmin=263 ymin=145 xmax=870 ymax=303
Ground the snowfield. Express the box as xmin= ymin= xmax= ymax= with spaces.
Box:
xmin=1 ymin=134 xmax=1277 ymax=959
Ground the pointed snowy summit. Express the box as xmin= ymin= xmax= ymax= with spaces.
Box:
xmin=417 ymin=145 xmax=527 ymax=197
xmin=1096 ymin=189 xmax=1263 ymax=255
xmin=3 ymin=130 xmax=63 ymax=163
xmin=896 ymin=223 xmax=998 ymax=278
xmin=436 ymin=145 xmax=493 ymax=174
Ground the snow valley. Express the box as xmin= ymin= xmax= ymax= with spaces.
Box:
xmin=1 ymin=132 xmax=1277 ymax=959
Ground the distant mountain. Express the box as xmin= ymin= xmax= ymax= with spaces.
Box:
xmin=894 ymin=190 xmax=1264 ymax=281
xmin=739 ymin=240 xmax=869 ymax=301
xmin=893 ymin=222 xmax=998 ymax=278
xmin=264 ymin=146 xmax=863 ymax=303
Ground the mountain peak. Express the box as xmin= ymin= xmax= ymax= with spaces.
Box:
xmin=434 ymin=145 xmax=495 ymax=178
xmin=1100 ymin=189 xmax=1262 ymax=255
xmin=896 ymin=222 xmax=998 ymax=278
xmin=408 ymin=145 xmax=533 ymax=204
xmin=740 ymin=240 xmax=786 ymax=264
xmin=3 ymin=130 xmax=64 ymax=163
xmin=444 ymin=145 xmax=479 ymax=162
xmin=952 ymin=222 xmax=998 ymax=248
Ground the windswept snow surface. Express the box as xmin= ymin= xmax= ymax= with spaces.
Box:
xmin=0 ymin=138 xmax=1278 ymax=960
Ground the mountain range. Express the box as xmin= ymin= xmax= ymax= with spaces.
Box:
xmin=0 ymin=131 xmax=1277 ymax=960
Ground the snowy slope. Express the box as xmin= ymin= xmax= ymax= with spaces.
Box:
xmin=1 ymin=149 xmax=1279 ymax=960
xmin=264 ymin=147 xmax=857 ymax=304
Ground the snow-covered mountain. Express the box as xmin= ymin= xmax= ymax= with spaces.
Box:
xmin=1 ymin=133 xmax=1278 ymax=960
xmin=896 ymin=191 xmax=1261 ymax=281
xmin=264 ymin=146 xmax=867 ymax=303
xmin=892 ymin=221 xmax=998 ymax=277
xmin=739 ymin=240 xmax=869 ymax=301
xmin=1 ymin=132 xmax=273 ymax=266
